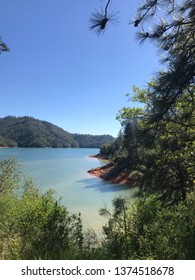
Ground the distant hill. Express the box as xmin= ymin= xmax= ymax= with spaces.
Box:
xmin=0 ymin=116 xmax=115 ymax=148
xmin=73 ymin=133 xmax=115 ymax=148
xmin=0 ymin=116 xmax=78 ymax=148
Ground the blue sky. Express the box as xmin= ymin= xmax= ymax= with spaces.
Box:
xmin=0 ymin=0 xmax=161 ymax=137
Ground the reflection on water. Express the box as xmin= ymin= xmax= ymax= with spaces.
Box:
xmin=0 ymin=148 xmax=138 ymax=231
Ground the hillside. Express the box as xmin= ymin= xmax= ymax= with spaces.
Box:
xmin=73 ymin=133 xmax=115 ymax=148
xmin=0 ymin=116 xmax=115 ymax=148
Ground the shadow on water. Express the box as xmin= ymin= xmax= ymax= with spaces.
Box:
xmin=77 ymin=177 xmax=135 ymax=193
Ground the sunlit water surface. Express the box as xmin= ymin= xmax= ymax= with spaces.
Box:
xmin=0 ymin=148 xmax=138 ymax=232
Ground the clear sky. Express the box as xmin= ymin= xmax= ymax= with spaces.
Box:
xmin=0 ymin=0 xmax=161 ymax=137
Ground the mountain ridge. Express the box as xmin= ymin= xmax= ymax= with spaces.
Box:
xmin=0 ymin=116 xmax=115 ymax=148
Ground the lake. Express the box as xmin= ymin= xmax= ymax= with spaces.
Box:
xmin=0 ymin=148 xmax=138 ymax=231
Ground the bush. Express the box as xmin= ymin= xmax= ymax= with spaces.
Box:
xmin=100 ymin=193 xmax=195 ymax=259
xmin=0 ymin=159 xmax=87 ymax=259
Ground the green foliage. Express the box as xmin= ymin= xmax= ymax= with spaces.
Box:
xmin=133 ymin=1 xmax=195 ymax=123
xmin=100 ymin=142 xmax=114 ymax=156
xmin=114 ymin=84 xmax=195 ymax=205
xmin=0 ymin=158 xmax=22 ymax=193
xmin=100 ymin=130 xmax=127 ymax=161
xmin=0 ymin=158 xmax=95 ymax=259
xmin=99 ymin=196 xmax=129 ymax=259
xmin=100 ymin=193 xmax=195 ymax=260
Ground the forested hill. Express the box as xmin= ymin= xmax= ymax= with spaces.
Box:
xmin=73 ymin=133 xmax=114 ymax=148
xmin=0 ymin=116 xmax=115 ymax=148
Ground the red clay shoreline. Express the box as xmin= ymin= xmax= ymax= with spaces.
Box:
xmin=88 ymin=154 xmax=135 ymax=187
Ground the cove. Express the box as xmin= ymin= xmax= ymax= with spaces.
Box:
xmin=0 ymin=148 xmax=138 ymax=231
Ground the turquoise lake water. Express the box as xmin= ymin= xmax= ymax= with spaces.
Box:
xmin=0 ymin=148 xmax=138 ymax=231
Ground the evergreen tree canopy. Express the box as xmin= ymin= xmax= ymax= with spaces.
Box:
xmin=91 ymin=0 xmax=195 ymax=122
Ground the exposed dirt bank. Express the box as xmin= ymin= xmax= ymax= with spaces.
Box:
xmin=88 ymin=155 xmax=135 ymax=187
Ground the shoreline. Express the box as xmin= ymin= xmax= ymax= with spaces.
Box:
xmin=88 ymin=154 xmax=136 ymax=187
